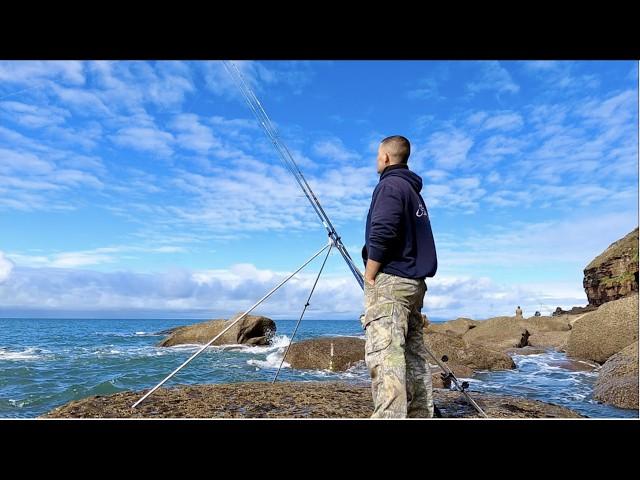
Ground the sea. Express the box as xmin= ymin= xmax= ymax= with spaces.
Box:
xmin=0 ymin=318 xmax=637 ymax=419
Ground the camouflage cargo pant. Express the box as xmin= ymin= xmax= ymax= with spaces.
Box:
xmin=361 ymin=271 xmax=434 ymax=418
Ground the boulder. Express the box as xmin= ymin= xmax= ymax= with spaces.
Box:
xmin=519 ymin=316 xmax=572 ymax=333
xmin=43 ymin=381 xmax=584 ymax=418
xmin=425 ymin=331 xmax=515 ymax=371
xmin=552 ymin=305 xmax=597 ymax=316
xmin=593 ymin=343 xmax=639 ymax=409
xmin=462 ymin=316 xmax=530 ymax=351
xmin=583 ymin=228 xmax=639 ymax=307
xmin=504 ymin=346 xmax=549 ymax=356
xmin=157 ymin=314 xmax=276 ymax=347
xmin=284 ymin=337 xmax=365 ymax=371
xmin=527 ymin=331 xmax=571 ymax=350
xmin=566 ymin=294 xmax=639 ymax=363
xmin=426 ymin=317 xmax=480 ymax=336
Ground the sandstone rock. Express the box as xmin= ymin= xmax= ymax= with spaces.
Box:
xmin=552 ymin=305 xmax=597 ymax=316
xmin=520 ymin=316 xmax=572 ymax=333
xmin=425 ymin=331 xmax=515 ymax=370
xmin=284 ymin=337 xmax=365 ymax=371
xmin=593 ymin=342 xmax=639 ymax=409
xmin=462 ymin=316 xmax=530 ymax=351
xmin=583 ymin=228 xmax=639 ymax=307
xmin=426 ymin=317 xmax=480 ymax=336
xmin=566 ymin=294 xmax=639 ymax=363
xmin=504 ymin=346 xmax=549 ymax=356
xmin=157 ymin=314 xmax=276 ymax=347
xmin=528 ymin=331 xmax=571 ymax=350
xmin=43 ymin=381 xmax=584 ymax=418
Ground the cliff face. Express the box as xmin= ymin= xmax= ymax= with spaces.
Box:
xmin=583 ymin=228 xmax=639 ymax=307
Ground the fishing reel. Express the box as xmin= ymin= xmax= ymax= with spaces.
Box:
xmin=440 ymin=354 xmax=469 ymax=391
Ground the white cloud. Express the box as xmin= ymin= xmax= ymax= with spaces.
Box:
xmin=312 ymin=138 xmax=360 ymax=164
xmin=482 ymin=112 xmax=524 ymax=131
xmin=171 ymin=113 xmax=222 ymax=154
xmin=521 ymin=60 xmax=601 ymax=91
xmin=407 ymin=77 xmax=442 ymax=100
xmin=0 ymin=101 xmax=71 ymax=128
xmin=423 ymin=169 xmax=450 ymax=181
xmin=0 ymin=260 xmax=591 ymax=319
xmin=50 ymin=84 xmax=111 ymax=116
xmin=8 ymin=245 xmax=188 ymax=269
xmin=0 ymin=61 xmax=85 ymax=86
xmin=436 ymin=211 xmax=639 ymax=271
xmin=110 ymin=126 xmax=175 ymax=157
xmin=0 ymin=148 xmax=54 ymax=175
xmin=202 ymin=60 xmax=275 ymax=99
xmin=202 ymin=61 xmax=313 ymax=100
xmin=522 ymin=61 xmax=560 ymax=71
xmin=578 ymin=90 xmax=636 ymax=125
xmin=420 ymin=130 xmax=474 ymax=170
xmin=478 ymin=135 xmax=526 ymax=158
xmin=0 ymin=251 xmax=13 ymax=283
xmin=486 ymin=171 xmax=501 ymax=183
xmin=0 ymin=137 xmax=105 ymax=212
xmin=89 ymin=60 xmax=195 ymax=111
xmin=467 ymin=61 xmax=519 ymax=96
xmin=423 ymin=176 xmax=486 ymax=212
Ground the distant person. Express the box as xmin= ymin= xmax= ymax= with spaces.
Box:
xmin=515 ymin=306 xmax=523 ymax=318
xmin=534 ymin=311 xmax=541 ymax=317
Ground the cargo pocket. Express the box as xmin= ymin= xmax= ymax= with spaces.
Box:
xmin=364 ymin=302 xmax=394 ymax=354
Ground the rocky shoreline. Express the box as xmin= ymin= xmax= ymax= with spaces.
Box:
xmin=43 ymin=228 xmax=638 ymax=418
xmin=43 ymin=381 xmax=583 ymax=419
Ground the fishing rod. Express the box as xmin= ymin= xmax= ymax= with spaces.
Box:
xmin=223 ymin=61 xmax=364 ymax=290
xmin=224 ymin=61 xmax=487 ymax=418
xmin=272 ymin=242 xmax=333 ymax=383
xmin=131 ymin=242 xmax=331 ymax=408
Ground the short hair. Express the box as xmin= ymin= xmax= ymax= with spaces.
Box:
xmin=381 ymin=135 xmax=411 ymax=164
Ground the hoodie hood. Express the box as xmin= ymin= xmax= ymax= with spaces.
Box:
xmin=380 ymin=164 xmax=423 ymax=193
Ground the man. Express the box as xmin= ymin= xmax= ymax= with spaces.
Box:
xmin=361 ymin=135 xmax=437 ymax=418
xmin=516 ymin=306 xmax=523 ymax=318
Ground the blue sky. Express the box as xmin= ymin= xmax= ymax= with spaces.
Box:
xmin=0 ymin=60 xmax=637 ymax=320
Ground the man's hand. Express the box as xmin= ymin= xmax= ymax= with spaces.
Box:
xmin=365 ymin=259 xmax=382 ymax=286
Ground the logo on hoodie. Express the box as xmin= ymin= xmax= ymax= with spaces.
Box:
xmin=416 ymin=203 xmax=428 ymax=218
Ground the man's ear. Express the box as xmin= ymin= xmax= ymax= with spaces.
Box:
xmin=384 ymin=153 xmax=391 ymax=165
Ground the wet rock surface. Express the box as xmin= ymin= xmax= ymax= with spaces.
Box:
xmin=44 ymin=381 xmax=584 ymax=418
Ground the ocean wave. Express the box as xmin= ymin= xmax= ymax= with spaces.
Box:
xmin=88 ymin=345 xmax=174 ymax=358
xmin=296 ymin=362 xmax=369 ymax=380
xmin=513 ymin=354 xmax=600 ymax=378
xmin=217 ymin=335 xmax=292 ymax=355
xmin=95 ymin=331 xmax=163 ymax=338
xmin=247 ymin=351 xmax=290 ymax=370
xmin=0 ymin=347 xmax=47 ymax=361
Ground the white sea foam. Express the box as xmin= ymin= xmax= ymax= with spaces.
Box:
xmin=247 ymin=351 xmax=290 ymax=370
xmin=221 ymin=335 xmax=291 ymax=355
xmin=0 ymin=347 xmax=44 ymax=361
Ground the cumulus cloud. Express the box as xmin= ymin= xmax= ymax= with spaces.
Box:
xmin=0 ymin=260 xmax=588 ymax=319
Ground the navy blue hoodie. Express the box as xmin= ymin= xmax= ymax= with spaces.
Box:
xmin=362 ymin=164 xmax=437 ymax=279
